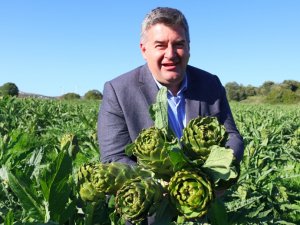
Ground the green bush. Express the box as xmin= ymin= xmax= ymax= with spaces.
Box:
xmin=266 ymin=86 xmax=300 ymax=104
xmin=282 ymin=80 xmax=300 ymax=92
xmin=0 ymin=82 xmax=19 ymax=97
xmin=83 ymin=89 xmax=103 ymax=100
xmin=225 ymin=82 xmax=246 ymax=101
xmin=259 ymin=81 xmax=275 ymax=95
xmin=60 ymin=92 xmax=81 ymax=100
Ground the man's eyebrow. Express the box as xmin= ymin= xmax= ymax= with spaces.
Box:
xmin=154 ymin=40 xmax=166 ymax=44
xmin=153 ymin=39 xmax=186 ymax=44
xmin=175 ymin=39 xmax=186 ymax=44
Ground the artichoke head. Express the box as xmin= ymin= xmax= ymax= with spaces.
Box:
xmin=115 ymin=177 xmax=163 ymax=224
xmin=77 ymin=162 xmax=140 ymax=202
xmin=181 ymin=116 xmax=228 ymax=163
xmin=168 ymin=169 xmax=213 ymax=219
xmin=132 ymin=126 xmax=179 ymax=180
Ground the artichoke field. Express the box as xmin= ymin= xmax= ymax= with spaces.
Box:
xmin=2 ymin=95 xmax=299 ymax=224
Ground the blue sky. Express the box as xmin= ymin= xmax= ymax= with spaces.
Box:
xmin=0 ymin=1 xmax=299 ymax=97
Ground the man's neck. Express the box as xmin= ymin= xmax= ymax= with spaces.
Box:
xmin=151 ymin=76 xmax=187 ymax=96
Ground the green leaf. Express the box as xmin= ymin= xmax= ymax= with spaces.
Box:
xmin=84 ymin=202 xmax=97 ymax=225
xmin=125 ymin=142 xmax=135 ymax=156
xmin=58 ymin=201 xmax=76 ymax=225
xmin=208 ymin=198 xmax=229 ymax=225
xmin=280 ymin=203 xmax=300 ymax=211
xmin=109 ymin=210 xmax=125 ymax=225
xmin=168 ymin=147 xmax=189 ymax=171
xmin=149 ymin=86 xmax=168 ymax=129
xmin=7 ymin=169 xmax=45 ymax=221
xmin=153 ymin=197 xmax=178 ymax=225
xmin=1 ymin=131 xmax=36 ymax=167
xmin=40 ymin=151 xmax=73 ymax=222
xmin=4 ymin=210 xmax=14 ymax=225
xmin=202 ymin=146 xmax=236 ymax=184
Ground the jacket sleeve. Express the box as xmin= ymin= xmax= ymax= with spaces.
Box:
xmin=219 ymin=84 xmax=244 ymax=162
xmin=97 ymin=81 xmax=137 ymax=165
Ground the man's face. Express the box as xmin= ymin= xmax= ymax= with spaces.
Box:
xmin=140 ymin=23 xmax=190 ymax=92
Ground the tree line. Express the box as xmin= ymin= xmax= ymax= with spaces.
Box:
xmin=225 ymin=80 xmax=300 ymax=104
xmin=1 ymin=80 xmax=300 ymax=103
xmin=0 ymin=82 xmax=103 ymax=100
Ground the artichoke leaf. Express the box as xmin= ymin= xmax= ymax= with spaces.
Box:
xmin=202 ymin=146 xmax=238 ymax=185
xmin=149 ymin=86 xmax=168 ymax=129
xmin=168 ymin=147 xmax=190 ymax=172
xmin=125 ymin=142 xmax=135 ymax=157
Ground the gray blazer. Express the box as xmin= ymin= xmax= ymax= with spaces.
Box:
xmin=98 ymin=64 xmax=244 ymax=165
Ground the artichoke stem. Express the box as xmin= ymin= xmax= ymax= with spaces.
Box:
xmin=84 ymin=201 xmax=97 ymax=225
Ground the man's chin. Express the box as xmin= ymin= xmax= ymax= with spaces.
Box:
xmin=163 ymin=72 xmax=184 ymax=82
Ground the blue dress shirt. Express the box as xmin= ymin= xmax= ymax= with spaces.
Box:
xmin=152 ymin=76 xmax=187 ymax=139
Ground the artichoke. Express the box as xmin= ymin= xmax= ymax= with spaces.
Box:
xmin=181 ymin=116 xmax=228 ymax=164
xmin=77 ymin=162 xmax=141 ymax=202
xmin=168 ymin=170 xmax=213 ymax=219
xmin=78 ymin=181 xmax=104 ymax=202
xmin=129 ymin=126 xmax=180 ymax=180
xmin=115 ymin=177 xmax=163 ymax=224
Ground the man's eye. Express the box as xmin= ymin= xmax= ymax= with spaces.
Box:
xmin=176 ymin=43 xmax=185 ymax=48
xmin=155 ymin=45 xmax=165 ymax=49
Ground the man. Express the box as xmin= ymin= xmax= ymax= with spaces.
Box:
xmin=98 ymin=7 xmax=244 ymax=224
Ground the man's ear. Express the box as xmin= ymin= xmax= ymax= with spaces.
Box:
xmin=140 ymin=42 xmax=147 ymax=60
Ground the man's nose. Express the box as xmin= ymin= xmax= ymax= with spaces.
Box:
xmin=165 ymin=45 xmax=177 ymax=59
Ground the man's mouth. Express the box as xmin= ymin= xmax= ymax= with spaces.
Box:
xmin=162 ymin=62 xmax=177 ymax=70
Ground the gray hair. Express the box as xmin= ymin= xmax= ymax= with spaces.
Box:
xmin=141 ymin=7 xmax=190 ymax=43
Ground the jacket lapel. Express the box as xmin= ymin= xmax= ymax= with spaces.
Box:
xmin=185 ymin=70 xmax=201 ymax=123
xmin=138 ymin=64 xmax=159 ymax=107
xmin=185 ymin=98 xmax=200 ymax=123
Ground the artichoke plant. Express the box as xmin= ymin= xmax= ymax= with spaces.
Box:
xmin=77 ymin=162 xmax=141 ymax=202
xmin=168 ymin=169 xmax=213 ymax=219
xmin=181 ymin=116 xmax=228 ymax=164
xmin=115 ymin=177 xmax=163 ymax=224
xmin=128 ymin=126 xmax=181 ymax=180
xmin=60 ymin=133 xmax=79 ymax=158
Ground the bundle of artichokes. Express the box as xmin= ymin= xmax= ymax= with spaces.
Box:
xmin=78 ymin=87 xmax=239 ymax=224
